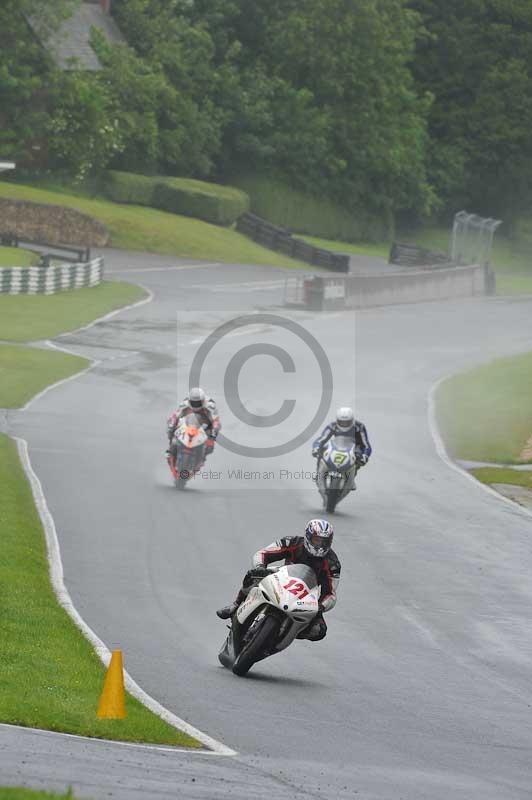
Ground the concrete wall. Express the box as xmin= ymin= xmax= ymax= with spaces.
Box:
xmin=345 ymin=263 xmax=487 ymax=309
xmin=0 ymin=198 xmax=109 ymax=246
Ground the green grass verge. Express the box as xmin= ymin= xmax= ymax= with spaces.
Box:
xmin=470 ymin=467 xmax=532 ymax=490
xmin=0 ymin=345 xmax=87 ymax=408
xmin=0 ymin=790 xmax=78 ymax=799
xmin=0 ymin=433 xmax=200 ymax=747
xmin=299 ymin=235 xmax=389 ymax=259
xmin=436 ymin=352 xmax=532 ymax=464
xmin=0 ymin=281 xmax=145 ymax=342
xmin=0 ymin=180 xmax=303 ymax=268
xmin=0 ymin=247 xmax=38 ymax=267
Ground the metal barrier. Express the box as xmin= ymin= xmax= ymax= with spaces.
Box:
xmin=237 ymin=212 xmax=349 ymax=272
xmin=389 ymin=241 xmax=451 ymax=268
xmin=0 ymin=233 xmax=91 ymax=264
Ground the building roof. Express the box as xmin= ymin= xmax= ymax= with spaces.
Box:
xmin=28 ymin=3 xmax=125 ymax=71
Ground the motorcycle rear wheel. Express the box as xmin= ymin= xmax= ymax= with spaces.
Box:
xmin=232 ymin=614 xmax=280 ymax=676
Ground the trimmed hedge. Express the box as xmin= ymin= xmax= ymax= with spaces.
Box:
xmin=231 ymin=173 xmax=393 ymax=243
xmin=105 ymin=171 xmax=249 ymax=226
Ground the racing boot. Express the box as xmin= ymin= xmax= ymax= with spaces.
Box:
xmin=216 ymin=588 xmax=246 ymax=619
xmin=216 ymin=601 xmax=239 ymax=620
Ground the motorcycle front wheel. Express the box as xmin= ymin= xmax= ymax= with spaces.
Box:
xmin=232 ymin=614 xmax=280 ymax=676
xmin=326 ymin=488 xmax=341 ymax=513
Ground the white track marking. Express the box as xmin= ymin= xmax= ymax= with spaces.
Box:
xmin=15 ymin=439 xmax=236 ymax=756
xmin=55 ymin=284 xmax=154 ymax=338
xmin=428 ymin=375 xmax=532 ymax=521
xmin=0 ymin=722 xmax=220 ymax=755
xmin=8 ymin=283 xmax=237 ymax=755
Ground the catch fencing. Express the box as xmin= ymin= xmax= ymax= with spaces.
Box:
xmin=237 ymin=212 xmax=349 ymax=272
xmin=0 ymin=257 xmax=104 ymax=294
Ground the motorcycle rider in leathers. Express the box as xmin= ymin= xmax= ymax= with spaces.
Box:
xmin=166 ymin=387 xmax=221 ymax=463
xmin=312 ymin=406 xmax=372 ymax=493
xmin=216 ymin=519 xmax=340 ymax=642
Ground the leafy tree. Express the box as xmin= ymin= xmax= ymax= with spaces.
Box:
xmin=409 ymin=0 xmax=532 ymax=220
xmin=46 ymin=71 xmax=123 ymax=181
xmin=214 ymin=0 xmax=434 ymax=216
xmin=0 ymin=0 xmax=87 ymax=170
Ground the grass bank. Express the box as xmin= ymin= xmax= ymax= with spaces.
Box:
xmin=0 ymin=790 xmax=79 ymax=800
xmin=435 ymin=352 xmax=532 ymax=499
xmin=470 ymin=467 xmax=532 ymax=490
xmin=436 ymin=352 xmax=532 ymax=464
xmin=0 ymin=345 xmax=87 ymax=408
xmin=300 ymin=235 xmax=389 ymax=259
xmin=0 ymin=247 xmax=38 ymax=267
xmin=0 ymin=282 xmax=201 ymax=747
xmin=0 ymin=180 xmax=303 ymax=268
xmin=0 ymin=281 xmax=144 ymax=341
xmin=0 ymin=434 xmax=199 ymax=746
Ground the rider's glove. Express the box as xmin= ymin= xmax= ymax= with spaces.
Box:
xmin=356 ymin=454 xmax=368 ymax=467
xmin=211 ymin=429 xmax=218 ymax=440
xmin=312 ymin=447 xmax=320 ymax=458
xmin=250 ymin=565 xmax=271 ymax=578
xmin=243 ymin=565 xmax=271 ymax=588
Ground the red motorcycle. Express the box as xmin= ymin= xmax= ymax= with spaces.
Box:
xmin=167 ymin=413 xmax=208 ymax=489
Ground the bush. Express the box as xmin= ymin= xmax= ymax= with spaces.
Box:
xmin=105 ymin=171 xmax=156 ymax=206
xmin=105 ymin=171 xmax=249 ymax=226
xmin=231 ymin=173 xmax=393 ymax=243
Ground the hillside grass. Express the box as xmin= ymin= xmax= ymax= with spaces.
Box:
xmin=436 ymin=352 xmax=532 ymax=464
xmin=0 ymin=789 xmax=79 ymax=799
xmin=0 ymin=247 xmax=38 ymax=267
xmin=300 ymin=235 xmax=389 ymax=259
xmin=0 ymin=281 xmax=145 ymax=341
xmin=0 ymin=279 xmax=201 ymax=748
xmin=0 ymin=345 xmax=87 ymax=407
xmin=470 ymin=467 xmax=532 ymax=490
xmin=0 ymin=180 xmax=304 ymax=268
xmin=0 ymin=435 xmax=200 ymax=747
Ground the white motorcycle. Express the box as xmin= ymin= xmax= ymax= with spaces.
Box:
xmin=218 ymin=564 xmax=320 ymax=676
xmin=316 ymin=435 xmax=359 ymax=513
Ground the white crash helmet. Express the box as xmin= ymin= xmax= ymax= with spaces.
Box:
xmin=336 ymin=406 xmax=354 ymax=429
xmin=189 ymin=387 xmax=206 ymax=409
xmin=304 ymin=519 xmax=334 ymax=558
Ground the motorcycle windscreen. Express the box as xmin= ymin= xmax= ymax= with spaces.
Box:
xmin=331 ymin=435 xmax=355 ymax=451
xmin=183 ymin=412 xmax=201 ymax=427
xmin=282 ymin=563 xmax=319 ymax=590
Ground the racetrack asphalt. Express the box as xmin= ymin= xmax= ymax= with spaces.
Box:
xmin=2 ymin=249 xmax=532 ymax=799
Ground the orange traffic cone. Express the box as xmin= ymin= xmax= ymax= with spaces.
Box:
xmin=97 ymin=650 xmax=126 ymax=719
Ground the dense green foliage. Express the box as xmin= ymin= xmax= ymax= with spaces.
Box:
xmin=409 ymin=0 xmax=532 ymax=223
xmin=233 ymin=173 xmax=392 ymax=242
xmin=105 ymin=170 xmax=249 ymax=225
xmin=2 ymin=0 xmax=532 ymax=230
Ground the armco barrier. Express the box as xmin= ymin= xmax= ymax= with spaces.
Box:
xmin=237 ymin=212 xmax=349 ymax=272
xmin=285 ymin=263 xmax=490 ymax=311
xmin=0 ymin=257 xmax=104 ymax=295
xmin=388 ymin=241 xmax=451 ymax=268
